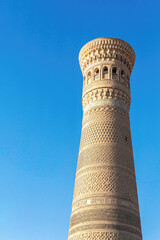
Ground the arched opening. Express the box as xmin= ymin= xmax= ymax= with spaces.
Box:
xmin=94 ymin=68 xmax=99 ymax=80
xmin=88 ymin=71 xmax=91 ymax=78
xmin=103 ymin=66 xmax=108 ymax=74
xmin=121 ymin=70 xmax=125 ymax=78
xmin=112 ymin=67 xmax=117 ymax=76
xmin=87 ymin=71 xmax=91 ymax=84
xmin=103 ymin=66 xmax=108 ymax=78
xmin=95 ymin=68 xmax=99 ymax=74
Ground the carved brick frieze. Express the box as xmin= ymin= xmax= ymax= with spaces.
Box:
xmin=79 ymin=38 xmax=135 ymax=75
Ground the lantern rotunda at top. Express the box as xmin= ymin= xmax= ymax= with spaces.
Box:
xmin=79 ymin=37 xmax=135 ymax=75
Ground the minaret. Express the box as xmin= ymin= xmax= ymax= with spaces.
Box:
xmin=68 ymin=38 xmax=142 ymax=240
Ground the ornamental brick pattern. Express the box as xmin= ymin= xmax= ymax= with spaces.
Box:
xmin=68 ymin=37 xmax=142 ymax=240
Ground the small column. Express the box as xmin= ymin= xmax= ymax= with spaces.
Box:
xmin=109 ymin=66 xmax=112 ymax=79
xmin=100 ymin=65 xmax=103 ymax=80
xmin=91 ymin=67 xmax=94 ymax=82
xmin=118 ymin=68 xmax=120 ymax=81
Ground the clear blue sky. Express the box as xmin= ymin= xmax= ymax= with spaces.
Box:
xmin=0 ymin=0 xmax=159 ymax=239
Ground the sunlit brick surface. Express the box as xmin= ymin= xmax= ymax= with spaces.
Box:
xmin=68 ymin=38 xmax=142 ymax=240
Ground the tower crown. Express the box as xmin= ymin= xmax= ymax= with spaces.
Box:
xmin=79 ymin=38 xmax=135 ymax=112
xmin=79 ymin=37 xmax=135 ymax=74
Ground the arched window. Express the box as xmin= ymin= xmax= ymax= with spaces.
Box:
xmin=121 ymin=70 xmax=125 ymax=78
xmin=103 ymin=66 xmax=108 ymax=74
xmin=94 ymin=68 xmax=99 ymax=80
xmin=112 ymin=67 xmax=117 ymax=75
xmin=95 ymin=68 xmax=99 ymax=74
xmin=87 ymin=71 xmax=91 ymax=84
xmin=103 ymin=66 xmax=108 ymax=78
xmin=87 ymin=71 xmax=91 ymax=78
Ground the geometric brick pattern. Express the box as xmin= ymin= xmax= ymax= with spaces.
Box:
xmin=82 ymin=105 xmax=129 ymax=127
xmin=80 ymin=121 xmax=132 ymax=149
xmin=70 ymin=207 xmax=141 ymax=228
xmin=69 ymin=232 xmax=141 ymax=240
xmin=77 ymin=144 xmax=135 ymax=173
xmin=73 ymin=170 xmax=138 ymax=202
xmin=68 ymin=38 xmax=142 ymax=240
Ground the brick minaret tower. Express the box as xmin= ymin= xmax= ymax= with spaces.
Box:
xmin=68 ymin=37 xmax=142 ymax=240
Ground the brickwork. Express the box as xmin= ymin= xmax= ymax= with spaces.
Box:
xmin=68 ymin=38 xmax=142 ymax=240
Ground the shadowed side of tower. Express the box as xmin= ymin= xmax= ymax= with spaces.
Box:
xmin=68 ymin=38 xmax=142 ymax=240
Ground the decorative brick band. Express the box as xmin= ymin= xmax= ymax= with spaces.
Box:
xmin=69 ymin=222 xmax=142 ymax=238
xmin=84 ymin=98 xmax=129 ymax=112
xmin=82 ymin=86 xmax=130 ymax=111
xmin=73 ymin=170 xmax=138 ymax=203
xmin=72 ymin=196 xmax=139 ymax=213
xmin=69 ymin=231 xmax=142 ymax=240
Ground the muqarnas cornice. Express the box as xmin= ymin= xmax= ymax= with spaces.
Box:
xmin=79 ymin=37 xmax=135 ymax=75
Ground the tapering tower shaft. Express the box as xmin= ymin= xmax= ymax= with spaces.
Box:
xmin=68 ymin=38 xmax=142 ymax=240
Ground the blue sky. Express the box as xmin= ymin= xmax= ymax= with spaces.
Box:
xmin=0 ymin=0 xmax=159 ymax=239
